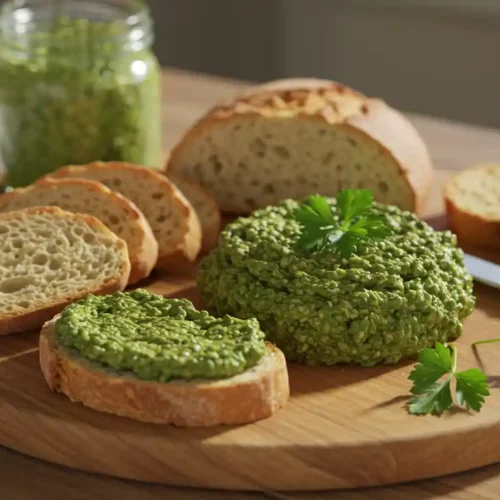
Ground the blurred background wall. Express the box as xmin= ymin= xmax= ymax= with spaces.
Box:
xmin=149 ymin=0 xmax=500 ymax=128
xmin=1 ymin=0 xmax=496 ymax=127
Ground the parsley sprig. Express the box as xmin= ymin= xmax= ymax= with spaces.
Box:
xmin=294 ymin=190 xmax=391 ymax=258
xmin=408 ymin=342 xmax=490 ymax=415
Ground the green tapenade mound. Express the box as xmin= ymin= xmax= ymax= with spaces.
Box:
xmin=55 ymin=290 xmax=266 ymax=382
xmin=197 ymin=199 xmax=476 ymax=367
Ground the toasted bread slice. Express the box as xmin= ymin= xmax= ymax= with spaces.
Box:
xmin=40 ymin=317 xmax=289 ymax=426
xmin=444 ymin=164 xmax=500 ymax=250
xmin=168 ymin=173 xmax=221 ymax=253
xmin=44 ymin=162 xmax=202 ymax=272
xmin=0 ymin=178 xmax=158 ymax=285
xmin=166 ymin=78 xmax=433 ymax=215
xmin=0 ymin=207 xmax=130 ymax=336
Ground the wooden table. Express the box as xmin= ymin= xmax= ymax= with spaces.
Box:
xmin=3 ymin=68 xmax=500 ymax=500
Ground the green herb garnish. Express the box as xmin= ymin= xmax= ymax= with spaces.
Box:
xmin=408 ymin=342 xmax=489 ymax=415
xmin=294 ymin=189 xmax=391 ymax=257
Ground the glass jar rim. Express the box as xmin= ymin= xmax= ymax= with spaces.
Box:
xmin=0 ymin=0 xmax=154 ymax=53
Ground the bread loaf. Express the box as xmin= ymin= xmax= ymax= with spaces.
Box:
xmin=0 ymin=207 xmax=130 ymax=335
xmin=444 ymin=164 xmax=500 ymax=250
xmin=166 ymin=78 xmax=434 ymax=214
xmin=0 ymin=178 xmax=158 ymax=285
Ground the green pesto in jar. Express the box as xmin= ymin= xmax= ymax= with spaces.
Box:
xmin=197 ymin=199 xmax=476 ymax=367
xmin=0 ymin=12 xmax=161 ymax=187
xmin=55 ymin=290 xmax=267 ymax=382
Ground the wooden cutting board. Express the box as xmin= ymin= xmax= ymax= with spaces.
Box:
xmin=1 ymin=171 xmax=500 ymax=492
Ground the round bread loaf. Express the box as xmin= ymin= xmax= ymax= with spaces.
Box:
xmin=166 ymin=78 xmax=434 ymax=215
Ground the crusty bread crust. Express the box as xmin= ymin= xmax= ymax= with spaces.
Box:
xmin=445 ymin=199 xmax=500 ymax=250
xmin=344 ymin=100 xmax=433 ymax=215
xmin=167 ymin=172 xmax=222 ymax=254
xmin=153 ymin=183 xmax=201 ymax=270
xmin=40 ymin=318 xmax=289 ymax=426
xmin=237 ymin=77 xmax=346 ymax=95
xmin=0 ymin=207 xmax=130 ymax=336
xmin=166 ymin=78 xmax=434 ymax=215
xmin=44 ymin=162 xmax=202 ymax=272
xmin=0 ymin=178 xmax=157 ymax=285
xmin=444 ymin=165 xmax=500 ymax=250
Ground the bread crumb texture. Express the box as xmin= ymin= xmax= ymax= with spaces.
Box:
xmin=0 ymin=179 xmax=146 ymax=259
xmin=173 ymin=116 xmax=414 ymax=212
xmin=0 ymin=209 xmax=124 ymax=318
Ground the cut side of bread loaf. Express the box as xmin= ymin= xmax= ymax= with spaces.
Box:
xmin=0 ymin=207 xmax=130 ymax=336
xmin=167 ymin=173 xmax=221 ymax=253
xmin=44 ymin=162 xmax=202 ymax=272
xmin=40 ymin=318 xmax=290 ymax=426
xmin=0 ymin=178 xmax=158 ymax=285
xmin=166 ymin=78 xmax=434 ymax=215
xmin=445 ymin=164 xmax=500 ymax=250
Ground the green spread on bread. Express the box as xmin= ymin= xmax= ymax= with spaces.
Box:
xmin=55 ymin=290 xmax=266 ymax=381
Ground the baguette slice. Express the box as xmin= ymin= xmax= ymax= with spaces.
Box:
xmin=168 ymin=172 xmax=221 ymax=253
xmin=44 ymin=162 xmax=202 ymax=271
xmin=0 ymin=207 xmax=130 ymax=336
xmin=0 ymin=178 xmax=158 ymax=285
xmin=444 ymin=164 xmax=500 ymax=250
xmin=40 ymin=318 xmax=290 ymax=426
xmin=166 ymin=78 xmax=433 ymax=215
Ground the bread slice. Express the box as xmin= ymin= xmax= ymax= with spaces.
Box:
xmin=44 ymin=162 xmax=202 ymax=271
xmin=165 ymin=78 xmax=434 ymax=215
xmin=168 ymin=173 xmax=221 ymax=253
xmin=40 ymin=317 xmax=289 ymax=426
xmin=0 ymin=178 xmax=158 ymax=285
xmin=444 ymin=164 xmax=500 ymax=250
xmin=0 ymin=207 xmax=130 ymax=336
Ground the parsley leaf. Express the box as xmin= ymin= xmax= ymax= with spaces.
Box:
xmin=408 ymin=342 xmax=490 ymax=416
xmin=408 ymin=380 xmax=453 ymax=415
xmin=455 ymin=369 xmax=490 ymax=412
xmin=294 ymin=189 xmax=390 ymax=257
xmin=337 ymin=188 xmax=373 ymax=222
xmin=409 ymin=342 xmax=452 ymax=393
xmin=294 ymin=198 xmax=337 ymax=252
xmin=307 ymin=194 xmax=336 ymax=223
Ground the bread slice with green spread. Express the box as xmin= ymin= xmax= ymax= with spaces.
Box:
xmin=44 ymin=162 xmax=202 ymax=271
xmin=0 ymin=178 xmax=158 ymax=285
xmin=39 ymin=291 xmax=289 ymax=426
xmin=165 ymin=78 xmax=434 ymax=215
xmin=444 ymin=164 xmax=500 ymax=250
xmin=167 ymin=172 xmax=222 ymax=253
xmin=0 ymin=207 xmax=130 ymax=336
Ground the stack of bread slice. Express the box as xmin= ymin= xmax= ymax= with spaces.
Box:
xmin=0 ymin=178 xmax=158 ymax=285
xmin=45 ymin=161 xmax=222 ymax=257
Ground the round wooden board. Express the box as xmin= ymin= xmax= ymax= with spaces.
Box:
xmin=1 ymin=169 xmax=500 ymax=491
xmin=0 ymin=272 xmax=499 ymax=491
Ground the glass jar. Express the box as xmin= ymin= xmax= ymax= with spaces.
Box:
xmin=0 ymin=0 xmax=162 ymax=187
